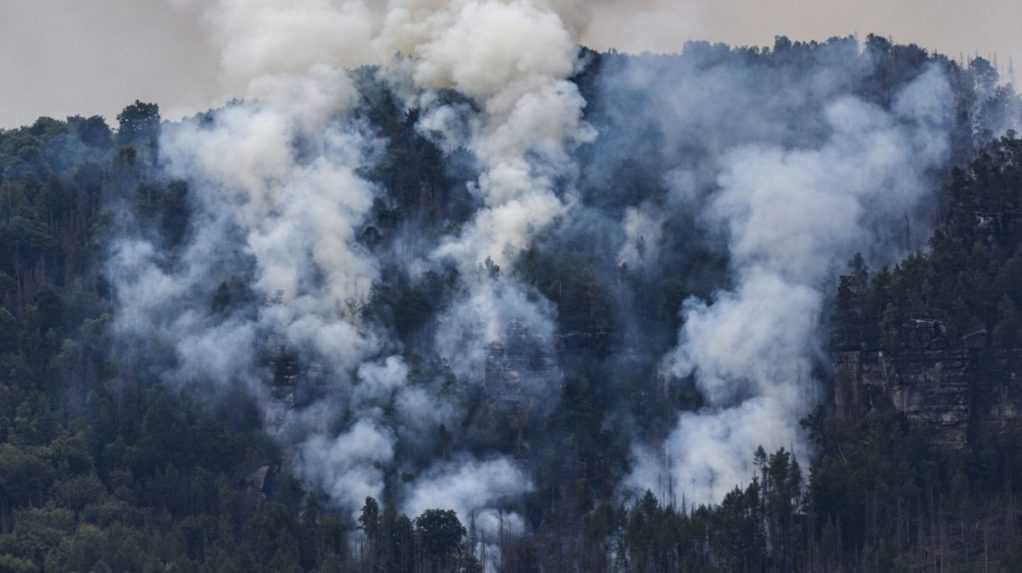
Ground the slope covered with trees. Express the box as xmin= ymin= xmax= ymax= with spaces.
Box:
xmin=0 ymin=35 xmax=1021 ymax=572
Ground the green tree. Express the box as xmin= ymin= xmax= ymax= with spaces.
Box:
xmin=116 ymin=101 xmax=160 ymax=145
xmin=414 ymin=509 xmax=465 ymax=573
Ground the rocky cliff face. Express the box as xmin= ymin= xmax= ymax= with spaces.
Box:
xmin=834 ymin=333 xmax=1022 ymax=449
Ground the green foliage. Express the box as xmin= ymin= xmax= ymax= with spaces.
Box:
xmin=116 ymin=101 xmax=160 ymax=145
xmin=415 ymin=509 xmax=465 ymax=564
xmin=837 ymin=133 xmax=1022 ymax=351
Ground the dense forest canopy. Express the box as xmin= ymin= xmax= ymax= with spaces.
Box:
xmin=2 ymin=27 xmax=1022 ymax=573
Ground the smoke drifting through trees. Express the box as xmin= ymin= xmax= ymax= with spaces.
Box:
xmin=98 ymin=2 xmax=1016 ymax=560
xmin=628 ymin=66 xmax=952 ymax=505
xmin=109 ymin=1 xmax=597 ymax=547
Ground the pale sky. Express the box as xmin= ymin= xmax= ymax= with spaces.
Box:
xmin=2 ymin=0 xmax=1020 ymax=128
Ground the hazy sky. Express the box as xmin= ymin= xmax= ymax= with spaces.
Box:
xmin=2 ymin=0 xmax=1020 ymax=128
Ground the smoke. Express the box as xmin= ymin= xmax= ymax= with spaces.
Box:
xmin=379 ymin=0 xmax=596 ymax=534
xmin=101 ymin=3 xmax=970 ymax=556
xmin=433 ymin=276 xmax=558 ymax=386
xmin=169 ymin=0 xmax=379 ymax=97
xmin=403 ymin=457 xmax=533 ymax=530
xmin=109 ymin=51 xmax=389 ymax=506
xmin=301 ymin=419 xmax=397 ymax=510
xmin=626 ymin=65 xmax=952 ymax=506
xmin=106 ymin=0 xmax=605 ymax=534
xmin=404 ymin=457 xmax=532 ymax=571
xmin=618 ymin=203 xmax=666 ymax=269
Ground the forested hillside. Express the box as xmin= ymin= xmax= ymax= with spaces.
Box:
xmin=1 ymin=35 xmax=1021 ymax=572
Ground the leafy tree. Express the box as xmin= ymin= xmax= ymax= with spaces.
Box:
xmin=116 ymin=101 xmax=160 ymax=145
xmin=414 ymin=509 xmax=465 ymax=572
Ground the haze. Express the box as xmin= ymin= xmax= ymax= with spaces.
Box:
xmin=1 ymin=0 xmax=1019 ymax=128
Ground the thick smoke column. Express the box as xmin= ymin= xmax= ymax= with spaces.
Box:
xmin=627 ymin=66 xmax=952 ymax=505
xmin=355 ymin=2 xmax=596 ymax=534
xmin=111 ymin=52 xmax=388 ymax=509
xmin=112 ymin=0 xmax=598 ymax=539
xmin=373 ymin=0 xmax=595 ymax=536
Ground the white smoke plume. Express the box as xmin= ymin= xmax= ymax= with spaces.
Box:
xmin=110 ymin=52 xmax=389 ymax=504
xmin=104 ymin=3 xmax=968 ymax=554
xmin=112 ymin=0 xmax=603 ymax=532
xmin=627 ymin=65 xmax=952 ymax=506
xmin=404 ymin=457 xmax=533 ymax=571
xmin=301 ymin=419 xmax=398 ymax=510
xmin=367 ymin=0 xmax=595 ymax=527
xmin=403 ymin=457 xmax=533 ymax=527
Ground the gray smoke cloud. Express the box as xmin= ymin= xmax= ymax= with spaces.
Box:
xmin=95 ymin=5 xmax=984 ymax=563
xmin=109 ymin=55 xmax=390 ymax=508
xmin=626 ymin=65 xmax=952 ymax=505
xmin=105 ymin=1 xmax=603 ymax=540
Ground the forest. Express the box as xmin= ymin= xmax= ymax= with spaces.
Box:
xmin=1 ymin=34 xmax=1022 ymax=572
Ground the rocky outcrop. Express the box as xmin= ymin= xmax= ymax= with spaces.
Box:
xmin=835 ymin=337 xmax=1022 ymax=449
xmin=835 ymin=348 xmax=972 ymax=448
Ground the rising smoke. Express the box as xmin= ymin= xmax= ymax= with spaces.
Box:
xmin=104 ymin=1 xmax=972 ymax=557
xmin=607 ymin=52 xmax=952 ymax=505
xmin=110 ymin=1 xmax=602 ymax=537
